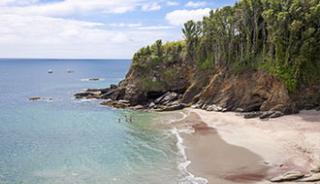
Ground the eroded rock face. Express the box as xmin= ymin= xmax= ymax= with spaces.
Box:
xmin=74 ymin=60 xmax=319 ymax=115
xmin=195 ymin=71 xmax=291 ymax=113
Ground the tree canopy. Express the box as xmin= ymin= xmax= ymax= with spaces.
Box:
xmin=133 ymin=0 xmax=320 ymax=92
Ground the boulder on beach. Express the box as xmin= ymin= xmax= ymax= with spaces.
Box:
xmin=270 ymin=171 xmax=304 ymax=182
xmin=299 ymin=173 xmax=320 ymax=182
xmin=311 ymin=166 xmax=320 ymax=173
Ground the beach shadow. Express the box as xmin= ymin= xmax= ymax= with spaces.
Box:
xmin=295 ymin=110 xmax=320 ymax=123
xmin=181 ymin=113 xmax=270 ymax=184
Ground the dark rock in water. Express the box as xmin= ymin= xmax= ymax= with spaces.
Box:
xmin=74 ymin=90 xmax=101 ymax=99
xmin=67 ymin=70 xmax=74 ymax=73
xmin=243 ymin=112 xmax=263 ymax=119
xmin=269 ymin=111 xmax=284 ymax=118
xmin=259 ymin=111 xmax=276 ymax=119
xmin=270 ymin=171 xmax=304 ymax=182
xmin=100 ymin=88 xmax=125 ymax=100
xmin=100 ymin=100 xmax=129 ymax=108
xmin=110 ymin=84 xmax=117 ymax=89
xmin=29 ymin=96 xmax=41 ymax=101
xmin=316 ymin=106 xmax=320 ymax=111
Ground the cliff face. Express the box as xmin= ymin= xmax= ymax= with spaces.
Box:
xmin=115 ymin=55 xmax=192 ymax=106
xmin=193 ymin=70 xmax=292 ymax=113
xmin=75 ymin=52 xmax=319 ymax=117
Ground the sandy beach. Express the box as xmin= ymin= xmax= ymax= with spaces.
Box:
xmin=173 ymin=109 xmax=320 ymax=184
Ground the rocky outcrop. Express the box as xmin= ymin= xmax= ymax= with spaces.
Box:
xmin=74 ymin=56 xmax=319 ymax=116
xmin=193 ymin=71 xmax=294 ymax=114
xmin=74 ymin=64 xmax=320 ymax=117
xmin=269 ymin=169 xmax=320 ymax=183
xmin=270 ymin=171 xmax=304 ymax=182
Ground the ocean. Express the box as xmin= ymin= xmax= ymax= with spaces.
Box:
xmin=0 ymin=59 xmax=197 ymax=184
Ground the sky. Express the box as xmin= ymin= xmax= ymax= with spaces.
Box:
xmin=0 ymin=0 xmax=237 ymax=59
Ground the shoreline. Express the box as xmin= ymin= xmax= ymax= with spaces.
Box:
xmin=170 ymin=109 xmax=320 ymax=184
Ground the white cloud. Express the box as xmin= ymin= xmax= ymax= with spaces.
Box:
xmin=141 ymin=2 xmax=161 ymax=11
xmin=185 ymin=1 xmax=207 ymax=8
xmin=137 ymin=26 xmax=173 ymax=30
xmin=109 ymin=23 xmax=143 ymax=28
xmin=0 ymin=13 xmax=174 ymax=58
xmin=166 ymin=1 xmax=179 ymax=6
xmin=0 ymin=0 xmax=38 ymax=6
xmin=166 ymin=8 xmax=211 ymax=26
xmin=0 ymin=0 xmax=182 ymax=58
xmin=0 ymin=0 xmax=145 ymax=16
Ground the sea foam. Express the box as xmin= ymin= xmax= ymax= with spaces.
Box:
xmin=169 ymin=111 xmax=208 ymax=184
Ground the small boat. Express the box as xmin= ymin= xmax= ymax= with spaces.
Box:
xmin=89 ymin=78 xmax=100 ymax=81
xmin=29 ymin=96 xmax=41 ymax=101
xmin=48 ymin=69 xmax=53 ymax=74
xmin=67 ymin=69 xmax=74 ymax=73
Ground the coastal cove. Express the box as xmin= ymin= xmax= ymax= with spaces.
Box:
xmin=1 ymin=0 xmax=320 ymax=184
xmin=0 ymin=59 xmax=187 ymax=184
xmin=1 ymin=59 xmax=320 ymax=184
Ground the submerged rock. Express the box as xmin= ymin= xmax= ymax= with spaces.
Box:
xmin=100 ymin=100 xmax=129 ymax=109
xmin=74 ymin=90 xmax=101 ymax=99
xmin=270 ymin=171 xmax=304 ymax=182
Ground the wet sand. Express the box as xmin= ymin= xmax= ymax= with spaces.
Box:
xmin=174 ymin=112 xmax=270 ymax=184
xmin=179 ymin=109 xmax=320 ymax=184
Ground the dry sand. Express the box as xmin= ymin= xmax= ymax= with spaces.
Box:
xmin=174 ymin=109 xmax=320 ymax=184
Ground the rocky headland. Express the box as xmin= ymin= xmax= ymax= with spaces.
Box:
xmin=75 ymin=53 xmax=320 ymax=119
xmin=75 ymin=0 xmax=320 ymax=120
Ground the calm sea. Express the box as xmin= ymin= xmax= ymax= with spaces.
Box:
xmin=0 ymin=59 xmax=188 ymax=184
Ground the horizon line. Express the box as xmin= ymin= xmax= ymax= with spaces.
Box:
xmin=0 ymin=58 xmax=131 ymax=61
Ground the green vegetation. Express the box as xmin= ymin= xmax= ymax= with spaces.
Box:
xmin=133 ymin=0 xmax=320 ymax=91
xmin=132 ymin=40 xmax=185 ymax=71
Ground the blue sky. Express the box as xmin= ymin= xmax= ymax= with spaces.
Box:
xmin=0 ymin=0 xmax=237 ymax=59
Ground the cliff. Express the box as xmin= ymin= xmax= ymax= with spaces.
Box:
xmin=75 ymin=0 xmax=320 ymax=119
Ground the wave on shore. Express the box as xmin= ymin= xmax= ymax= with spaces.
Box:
xmin=168 ymin=111 xmax=208 ymax=184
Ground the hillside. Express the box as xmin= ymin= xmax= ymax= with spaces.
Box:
xmin=75 ymin=0 xmax=320 ymax=119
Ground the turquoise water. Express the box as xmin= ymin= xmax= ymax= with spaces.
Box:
xmin=0 ymin=59 xmax=181 ymax=184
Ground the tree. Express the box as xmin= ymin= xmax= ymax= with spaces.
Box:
xmin=182 ymin=20 xmax=202 ymax=61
